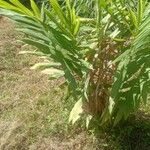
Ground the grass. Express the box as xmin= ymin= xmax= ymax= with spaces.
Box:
xmin=0 ymin=17 xmax=94 ymax=150
xmin=0 ymin=17 xmax=150 ymax=150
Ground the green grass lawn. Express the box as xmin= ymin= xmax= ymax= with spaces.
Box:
xmin=0 ymin=18 xmax=150 ymax=150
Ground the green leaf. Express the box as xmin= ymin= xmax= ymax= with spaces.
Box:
xmin=137 ymin=0 xmax=144 ymax=25
xmin=141 ymin=82 xmax=149 ymax=105
xmin=22 ymin=38 xmax=52 ymax=54
xmin=18 ymin=29 xmax=50 ymax=42
xmin=30 ymin=0 xmax=41 ymax=19
xmin=128 ymin=8 xmax=138 ymax=29
xmin=9 ymin=0 xmax=33 ymax=16
xmin=0 ymin=1 xmax=23 ymax=13
xmin=45 ymin=8 xmax=72 ymax=38
xmin=113 ymin=108 xmax=124 ymax=126
xmin=49 ymin=0 xmax=70 ymax=29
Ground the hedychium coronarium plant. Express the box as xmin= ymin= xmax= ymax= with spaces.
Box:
xmin=0 ymin=0 xmax=150 ymax=127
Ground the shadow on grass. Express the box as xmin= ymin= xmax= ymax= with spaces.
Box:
xmin=91 ymin=112 xmax=150 ymax=150
xmin=112 ymin=113 xmax=150 ymax=150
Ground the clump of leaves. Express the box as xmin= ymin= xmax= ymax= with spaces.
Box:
xmin=0 ymin=0 xmax=150 ymax=127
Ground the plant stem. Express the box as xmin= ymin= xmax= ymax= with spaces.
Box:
xmin=97 ymin=0 xmax=102 ymax=46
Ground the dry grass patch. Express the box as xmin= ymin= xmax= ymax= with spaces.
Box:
xmin=0 ymin=18 xmax=97 ymax=150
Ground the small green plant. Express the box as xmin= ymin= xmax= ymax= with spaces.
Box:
xmin=0 ymin=0 xmax=150 ymax=127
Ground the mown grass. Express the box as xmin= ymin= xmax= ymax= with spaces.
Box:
xmin=0 ymin=18 xmax=94 ymax=150
xmin=0 ymin=18 xmax=150 ymax=150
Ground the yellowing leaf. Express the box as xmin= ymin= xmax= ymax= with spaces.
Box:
xmin=108 ymin=97 xmax=115 ymax=114
xmin=30 ymin=62 xmax=61 ymax=70
xmin=86 ymin=115 xmax=92 ymax=128
xmin=69 ymin=98 xmax=83 ymax=124
xmin=41 ymin=68 xmax=64 ymax=79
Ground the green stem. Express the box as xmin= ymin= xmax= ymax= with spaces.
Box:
xmin=96 ymin=0 xmax=102 ymax=45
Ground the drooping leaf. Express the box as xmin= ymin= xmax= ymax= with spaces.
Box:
xmin=41 ymin=68 xmax=64 ymax=79
xmin=69 ymin=98 xmax=83 ymax=124
xmin=30 ymin=62 xmax=61 ymax=70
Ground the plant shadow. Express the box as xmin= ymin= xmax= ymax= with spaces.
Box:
xmin=93 ymin=111 xmax=150 ymax=150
